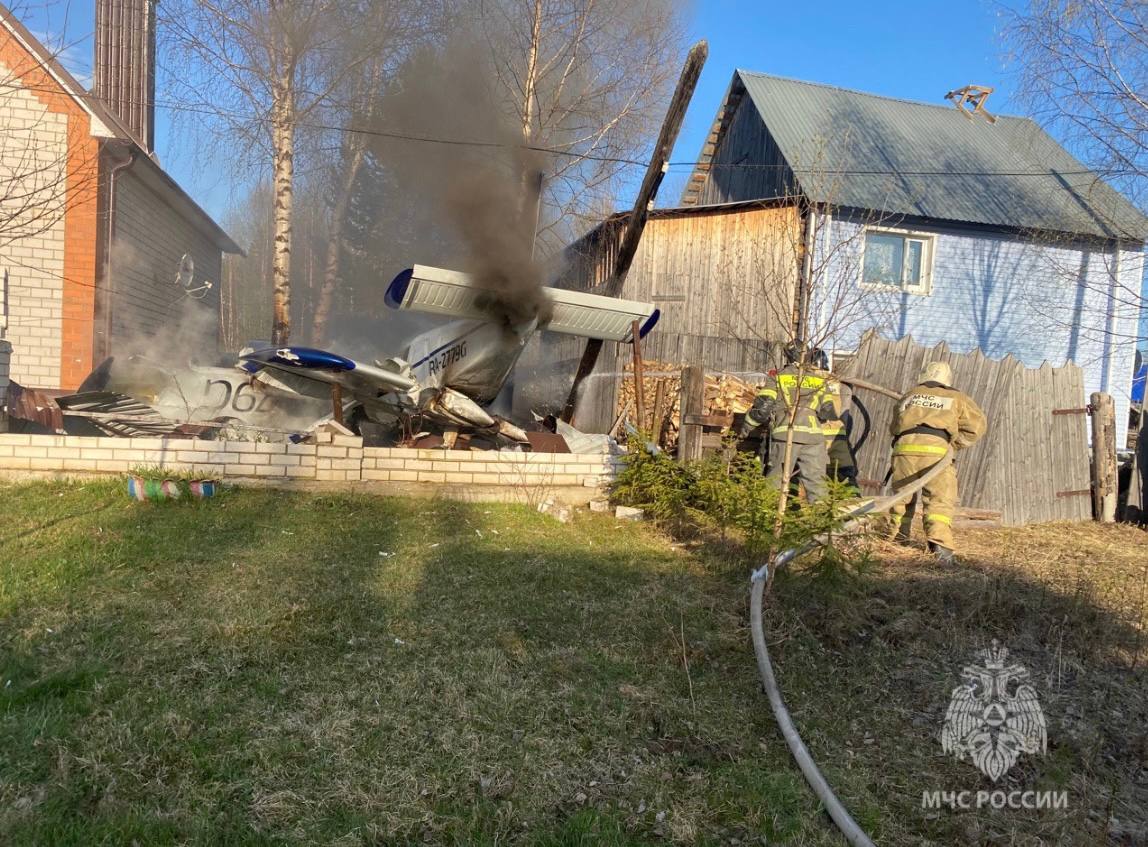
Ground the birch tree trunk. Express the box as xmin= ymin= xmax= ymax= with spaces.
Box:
xmin=271 ymin=87 xmax=295 ymax=346
xmin=311 ymin=138 xmax=365 ymax=344
xmin=521 ymin=0 xmax=541 ymax=145
xmin=517 ymin=0 xmax=543 ymax=240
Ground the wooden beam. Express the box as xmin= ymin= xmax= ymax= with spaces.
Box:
xmin=609 ymin=399 xmax=633 ymax=438
xmin=683 ymin=413 xmax=733 ymax=428
xmin=650 ymin=379 xmax=667 ymax=447
xmin=678 ymin=365 xmax=705 ymax=463
xmin=560 ymin=40 xmax=708 ymax=424
xmin=331 ymin=383 xmax=345 ymax=427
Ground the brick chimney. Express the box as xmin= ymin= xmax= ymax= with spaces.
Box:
xmin=94 ymin=0 xmax=157 ymax=151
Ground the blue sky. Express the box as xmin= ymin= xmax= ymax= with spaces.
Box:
xmin=26 ymin=0 xmax=1022 ymax=220
xmin=18 ymin=0 xmax=1148 ymax=349
xmin=662 ymin=0 xmax=1019 ymax=201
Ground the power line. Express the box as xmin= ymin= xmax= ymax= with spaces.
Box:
xmin=1 ymin=77 xmax=1137 ymax=180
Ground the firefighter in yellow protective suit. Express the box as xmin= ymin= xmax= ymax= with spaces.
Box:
xmin=740 ymin=346 xmax=838 ymax=502
xmin=823 ymin=382 xmax=858 ymax=490
xmin=887 ymin=361 xmax=987 ymax=563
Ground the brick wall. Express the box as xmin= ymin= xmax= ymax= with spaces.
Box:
xmin=0 ymin=432 xmax=621 ymax=502
xmin=0 ymin=58 xmax=68 ymax=389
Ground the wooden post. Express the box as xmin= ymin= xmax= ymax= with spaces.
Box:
xmin=1128 ymin=407 xmax=1148 ymax=523
xmin=678 ymin=365 xmax=705 ymax=463
xmin=331 ymin=383 xmax=345 ymax=428
xmin=0 ymin=337 xmax=11 ymax=434
xmin=560 ymin=41 xmax=708 ymax=423
xmin=1090 ymin=391 xmax=1117 ymax=522
xmin=651 ymin=379 xmax=667 ymax=447
xmin=630 ymin=319 xmax=646 ymax=432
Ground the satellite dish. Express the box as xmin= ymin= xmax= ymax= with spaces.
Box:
xmin=175 ymin=254 xmax=195 ymax=289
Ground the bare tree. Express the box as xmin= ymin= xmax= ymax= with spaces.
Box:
xmin=309 ymin=1 xmax=442 ymax=343
xmin=998 ymin=3 xmax=1147 ymax=373
xmin=474 ymin=0 xmax=686 ymax=251
xmin=219 ymin=182 xmax=274 ymax=350
xmin=0 ymin=2 xmax=101 ymax=356
xmin=212 ymin=0 xmax=685 ymax=345
xmin=221 ymin=173 xmax=346 ymax=350
xmin=1005 ymin=0 xmax=1147 ymax=211
xmin=0 ymin=3 xmax=99 ymax=252
xmin=162 ymin=0 xmax=395 ymax=345
xmin=309 ymin=63 xmax=381 ymax=344
xmin=719 ymin=149 xmax=903 ymax=367
xmin=711 ymin=151 xmax=906 ymax=531
xmin=0 ymin=85 xmax=93 ymax=253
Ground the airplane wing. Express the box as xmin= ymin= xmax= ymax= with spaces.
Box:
xmin=239 ymin=347 xmax=417 ymax=397
xmin=386 ymin=265 xmax=660 ymax=343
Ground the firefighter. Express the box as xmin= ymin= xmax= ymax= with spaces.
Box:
xmin=740 ymin=344 xmax=838 ymax=502
xmin=823 ymin=382 xmax=858 ymax=490
xmin=887 ymin=361 xmax=987 ymax=563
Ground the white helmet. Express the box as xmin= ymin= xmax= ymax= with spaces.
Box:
xmin=920 ymin=361 xmax=953 ymax=387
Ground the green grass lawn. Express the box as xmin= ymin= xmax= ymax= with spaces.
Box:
xmin=2 ymin=480 xmax=1145 ymax=845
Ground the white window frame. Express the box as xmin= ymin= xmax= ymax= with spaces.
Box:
xmin=859 ymin=227 xmax=936 ymax=295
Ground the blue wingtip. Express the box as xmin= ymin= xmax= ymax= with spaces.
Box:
xmin=239 ymin=347 xmax=356 ymax=371
xmin=638 ymin=308 xmax=660 ymax=340
xmin=385 ymin=268 xmax=414 ymax=310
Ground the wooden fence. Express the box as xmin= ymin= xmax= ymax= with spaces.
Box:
xmin=842 ymin=333 xmax=1091 ymax=525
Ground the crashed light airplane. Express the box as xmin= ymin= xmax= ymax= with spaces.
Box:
xmin=58 ymin=265 xmax=660 ymax=444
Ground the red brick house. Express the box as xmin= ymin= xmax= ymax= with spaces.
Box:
xmin=0 ymin=0 xmax=239 ymax=391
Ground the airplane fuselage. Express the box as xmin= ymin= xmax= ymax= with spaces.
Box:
xmin=403 ymin=318 xmax=535 ymax=404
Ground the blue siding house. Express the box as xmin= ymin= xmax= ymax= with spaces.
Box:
xmin=682 ymin=71 xmax=1147 ymax=442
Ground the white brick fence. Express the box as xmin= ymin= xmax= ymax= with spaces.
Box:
xmin=0 ymin=430 xmax=622 ymax=503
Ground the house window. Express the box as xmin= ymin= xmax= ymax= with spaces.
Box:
xmin=861 ymin=229 xmax=934 ymax=294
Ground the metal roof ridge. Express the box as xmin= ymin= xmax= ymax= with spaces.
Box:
xmin=734 ymin=69 xmax=1030 ymax=122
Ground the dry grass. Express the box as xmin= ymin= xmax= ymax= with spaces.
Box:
xmin=762 ymin=523 xmax=1148 ymax=845
xmin=1 ymin=480 xmax=1145 ymax=845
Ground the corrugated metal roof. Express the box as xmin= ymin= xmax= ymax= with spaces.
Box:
xmin=727 ymin=70 xmax=1147 ymax=241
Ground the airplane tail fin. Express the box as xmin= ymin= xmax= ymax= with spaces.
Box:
xmin=386 ymin=265 xmax=659 ymax=343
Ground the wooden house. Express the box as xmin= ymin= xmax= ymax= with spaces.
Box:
xmin=526 ymin=70 xmax=1148 ymax=441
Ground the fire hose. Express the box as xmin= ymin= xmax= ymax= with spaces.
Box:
xmin=749 ymin=448 xmax=954 ymax=847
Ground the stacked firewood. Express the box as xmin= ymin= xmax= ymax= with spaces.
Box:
xmin=617 ymin=360 xmax=761 ymax=447
xmin=704 ymin=372 xmax=759 ymax=416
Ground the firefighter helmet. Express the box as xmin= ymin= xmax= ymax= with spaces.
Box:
xmin=920 ymin=361 xmax=953 ymax=387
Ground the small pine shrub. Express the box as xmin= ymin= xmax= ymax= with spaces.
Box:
xmin=609 ymin=440 xmax=693 ymax=528
xmin=613 ymin=438 xmax=858 ymax=563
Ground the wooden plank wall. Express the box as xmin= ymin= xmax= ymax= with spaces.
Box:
xmin=525 ymin=204 xmax=799 ymax=430
xmin=693 ymin=93 xmax=795 ymax=205
xmin=513 ymin=332 xmax=783 ymax=433
xmin=843 ymin=332 xmax=1091 ymax=525
xmin=557 ymin=204 xmax=798 ymax=344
